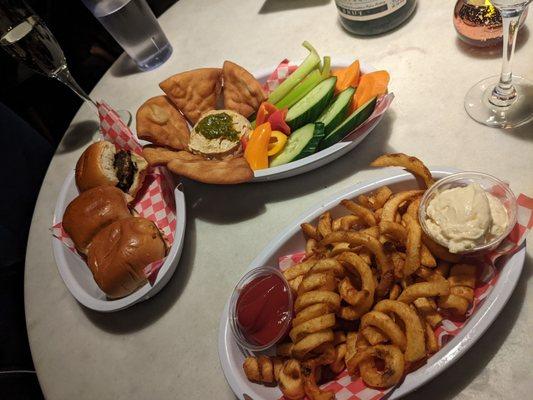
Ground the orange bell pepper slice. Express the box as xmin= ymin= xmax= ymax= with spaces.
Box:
xmin=332 ymin=60 xmax=360 ymax=95
xmin=351 ymin=70 xmax=390 ymax=112
xmin=244 ymin=122 xmax=272 ymax=170
xmin=256 ymin=102 xmax=278 ymax=126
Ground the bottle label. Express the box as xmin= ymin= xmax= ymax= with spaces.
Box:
xmin=335 ymin=0 xmax=407 ymax=21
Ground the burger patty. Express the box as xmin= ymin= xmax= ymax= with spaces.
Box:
xmin=114 ymin=150 xmax=137 ymax=192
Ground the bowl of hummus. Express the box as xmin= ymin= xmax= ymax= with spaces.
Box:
xmin=419 ymin=172 xmax=517 ymax=255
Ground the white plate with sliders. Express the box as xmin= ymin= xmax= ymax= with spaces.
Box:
xmin=218 ymin=168 xmax=525 ymax=399
xmin=52 ymin=169 xmax=186 ymax=313
xmin=250 ymin=61 xmax=390 ymax=182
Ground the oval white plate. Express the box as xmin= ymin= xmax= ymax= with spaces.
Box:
xmin=218 ymin=168 xmax=525 ymax=399
xmin=251 ymin=61 xmax=387 ymax=182
xmin=52 ymin=170 xmax=186 ymax=312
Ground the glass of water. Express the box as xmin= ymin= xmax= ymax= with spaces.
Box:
xmin=464 ymin=0 xmax=533 ymax=128
xmin=81 ymin=0 xmax=172 ymax=71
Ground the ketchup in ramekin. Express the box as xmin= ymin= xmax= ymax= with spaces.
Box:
xmin=229 ymin=266 xmax=293 ymax=351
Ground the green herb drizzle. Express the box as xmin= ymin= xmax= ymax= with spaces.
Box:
xmin=196 ymin=113 xmax=239 ymax=141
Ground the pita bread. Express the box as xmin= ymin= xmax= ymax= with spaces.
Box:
xmin=166 ymin=152 xmax=253 ymax=184
xmin=142 ymin=145 xmax=183 ymax=166
xmin=136 ymin=96 xmax=190 ymax=150
xmin=159 ymin=68 xmax=222 ymax=124
xmin=222 ymin=60 xmax=266 ymax=118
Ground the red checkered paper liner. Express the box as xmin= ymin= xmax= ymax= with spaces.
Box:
xmin=263 ymin=60 xmax=393 ymax=143
xmin=275 ymin=194 xmax=533 ymax=400
xmin=51 ymin=102 xmax=177 ymax=285
xmin=263 ymin=59 xmax=298 ymax=94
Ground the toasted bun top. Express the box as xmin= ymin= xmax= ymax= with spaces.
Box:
xmin=75 ymin=141 xmax=118 ymax=192
xmin=87 ymin=217 xmax=167 ymax=299
xmin=62 ymin=186 xmax=132 ymax=254
xmin=75 ymin=140 xmax=149 ymax=198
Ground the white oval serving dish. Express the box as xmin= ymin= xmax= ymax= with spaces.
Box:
xmin=52 ymin=170 xmax=186 ymax=312
xmin=218 ymin=168 xmax=525 ymax=399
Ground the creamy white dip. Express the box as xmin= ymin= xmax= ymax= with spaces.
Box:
xmin=425 ymin=183 xmax=508 ymax=253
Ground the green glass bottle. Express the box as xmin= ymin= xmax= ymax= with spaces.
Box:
xmin=335 ymin=0 xmax=417 ymax=35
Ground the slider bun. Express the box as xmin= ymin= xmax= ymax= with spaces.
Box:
xmin=75 ymin=141 xmax=149 ymax=198
xmin=87 ymin=217 xmax=167 ymax=299
xmin=62 ymin=186 xmax=132 ymax=255
xmin=75 ymin=141 xmax=119 ymax=192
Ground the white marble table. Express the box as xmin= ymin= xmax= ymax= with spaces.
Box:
xmin=25 ymin=1 xmax=533 ymax=399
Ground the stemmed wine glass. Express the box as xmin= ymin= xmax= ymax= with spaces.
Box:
xmin=464 ymin=0 xmax=533 ymax=128
xmin=0 ymin=1 xmax=131 ymax=125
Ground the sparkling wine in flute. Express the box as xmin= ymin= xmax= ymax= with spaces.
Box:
xmin=0 ymin=13 xmax=99 ymax=110
xmin=0 ymin=15 xmax=66 ymax=76
xmin=0 ymin=6 xmax=132 ymax=124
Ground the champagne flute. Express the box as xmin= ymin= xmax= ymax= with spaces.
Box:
xmin=464 ymin=0 xmax=533 ymax=128
xmin=0 ymin=1 xmax=131 ymax=125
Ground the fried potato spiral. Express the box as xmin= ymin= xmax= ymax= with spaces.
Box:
xmin=438 ymin=263 xmax=477 ymax=316
xmin=322 ymin=232 xmax=393 ymax=297
xmin=361 ymin=311 xmax=407 ymax=352
xmin=347 ymin=344 xmax=405 ymax=388
xmin=278 ymin=359 xmax=306 ymax=400
xmin=290 ymin=259 xmax=343 ymax=363
xmin=243 ymin=355 xmax=283 ymax=385
xmin=373 ymin=300 xmax=426 ymax=362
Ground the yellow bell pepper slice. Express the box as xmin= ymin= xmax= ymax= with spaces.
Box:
xmin=267 ymin=131 xmax=288 ymax=157
xmin=244 ymin=122 xmax=271 ymax=170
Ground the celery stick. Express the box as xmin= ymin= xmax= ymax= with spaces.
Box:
xmin=321 ymin=56 xmax=331 ymax=79
xmin=275 ymin=69 xmax=321 ymax=109
xmin=267 ymin=41 xmax=321 ymax=105
xmin=275 ymin=56 xmax=331 ymax=110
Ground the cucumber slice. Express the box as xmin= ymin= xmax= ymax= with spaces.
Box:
xmin=286 ymin=77 xmax=336 ymax=131
xmin=318 ymin=97 xmax=377 ymax=150
xmin=269 ymin=124 xmax=315 ymax=167
xmin=317 ymin=87 xmax=355 ymax=136
xmin=275 ymin=69 xmax=322 ymax=109
xmin=267 ymin=41 xmax=321 ymax=105
xmin=294 ymin=122 xmax=326 ymax=160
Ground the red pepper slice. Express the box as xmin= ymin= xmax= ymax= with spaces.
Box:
xmin=240 ymin=134 xmax=249 ymax=151
xmin=256 ymin=102 xmax=278 ymax=126
xmin=268 ymin=108 xmax=291 ymax=135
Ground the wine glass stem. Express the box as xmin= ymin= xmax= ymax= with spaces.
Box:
xmin=489 ymin=8 xmax=524 ymax=107
xmin=53 ymin=65 xmax=98 ymax=112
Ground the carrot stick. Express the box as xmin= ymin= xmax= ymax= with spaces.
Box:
xmin=332 ymin=60 xmax=360 ymax=94
xmin=352 ymin=70 xmax=390 ymax=111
